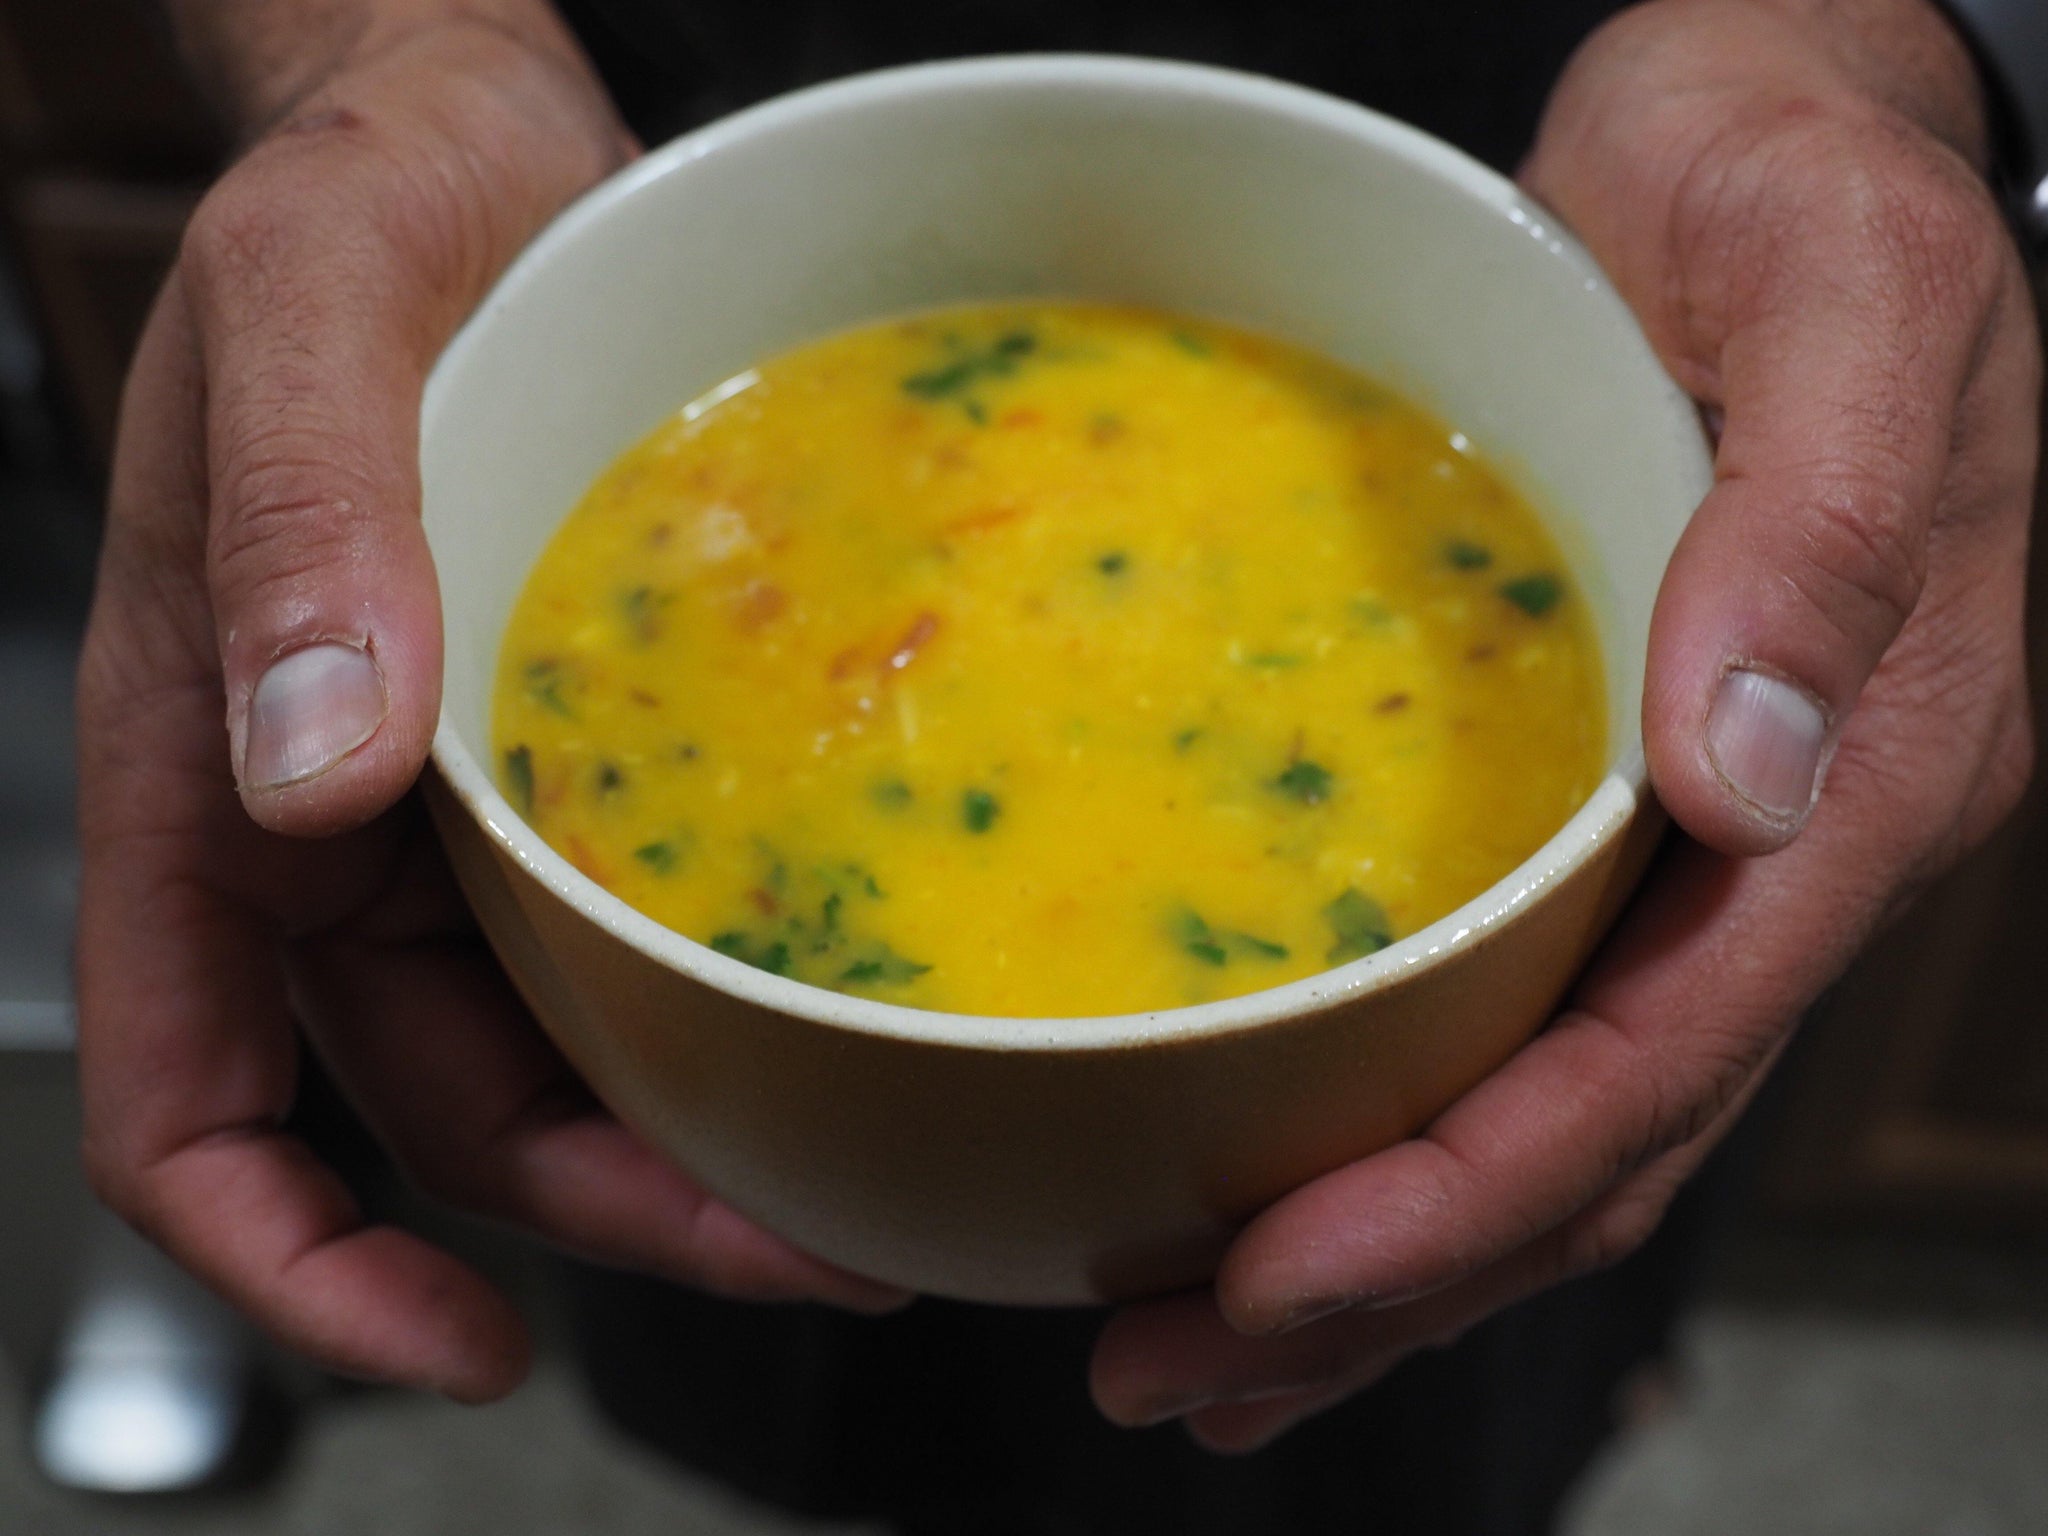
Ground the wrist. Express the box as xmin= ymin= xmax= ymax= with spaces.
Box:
xmin=165 ymin=0 xmax=580 ymax=135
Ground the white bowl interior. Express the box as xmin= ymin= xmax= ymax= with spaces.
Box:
xmin=422 ymin=56 xmax=1712 ymax=1040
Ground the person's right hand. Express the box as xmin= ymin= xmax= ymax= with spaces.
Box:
xmin=75 ymin=10 xmax=907 ymax=1404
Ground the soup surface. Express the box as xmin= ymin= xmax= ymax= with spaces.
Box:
xmin=493 ymin=303 xmax=1604 ymax=1018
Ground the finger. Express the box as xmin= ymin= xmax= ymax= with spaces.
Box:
xmin=1095 ymin=1119 xmax=1722 ymax=1440
xmin=289 ymin=845 xmax=910 ymax=1313
xmin=1206 ymin=808 xmax=1864 ymax=1340
xmin=77 ymin=285 xmax=531 ymax=1403
xmin=1641 ymin=147 xmax=2014 ymax=854
xmin=177 ymin=36 xmax=622 ymax=835
xmin=1181 ymin=1384 xmax=1357 ymax=1457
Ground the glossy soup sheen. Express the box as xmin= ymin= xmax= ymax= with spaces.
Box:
xmin=492 ymin=303 xmax=1606 ymax=1018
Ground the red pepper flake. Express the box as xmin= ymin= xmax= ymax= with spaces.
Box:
xmin=998 ymin=407 xmax=1044 ymax=430
xmin=565 ymin=835 xmax=611 ymax=888
xmin=732 ymin=580 xmax=788 ymax=631
xmin=1374 ymin=693 xmax=1411 ymax=714
xmin=883 ymin=611 xmax=941 ymax=675
xmin=828 ymin=646 xmax=864 ymax=682
xmin=940 ymin=503 xmax=1024 ymax=538
xmin=629 ymin=688 xmax=662 ymax=708
xmin=748 ymin=887 xmax=780 ymax=917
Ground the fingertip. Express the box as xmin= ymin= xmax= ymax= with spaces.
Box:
xmin=837 ymin=1281 xmax=918 ymax=1316
xmin=233 ymin=625 xmax=440 ymax=837
xmin=1087 ymin=1308 xmax=1165 ymax=1426
xmin=1088 ymin=1291 xmax=1224 ymax=1427
xmin=1183 ymin=1401 xmax=1295 ymax=1456
xmin=1212 ymin=1252 xmax=1311 ymax=1338
xmin=1646 ymin=657 xmax=1830 ymax=858
xmin=434 ymin=1322 xmax=533 ymax=1405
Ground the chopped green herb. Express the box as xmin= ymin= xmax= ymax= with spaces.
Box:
xmin=1169 ymin=329 xmax=1213 ymax=357
xmin=523 ymin=659 xmax=577 ymax=718
xmin=619 ymin=584 xmax=672 ymax=644
xmin=1096 ymin=550 xmax=1130 ymax=576
xmin=1172 ymin=727 xmax=1204 ymax=753
xmin=1324 ymin=888 xmax=1393 ymax=963
xmin=1444 ymin=539 xmax=1493 ymax=570
xmin=503 ymin=745 xmax=534 ymax=816
xmin=1247 ymin=652 xmax=1306 ymax=669
xmin=1500 ymin=573 xmax=1564 ymax=617
xmin=902 ymin=330 xmax=1038 ymax=418
xmin=962 ymin=788 xmax=1002 ymax=833
xmin=633 ymin=840 xmax=679 ymax=874
xmin=1168 ymin=910 xmax=1226 ymax=965
xmin=1350 ymin=596 xmax=1394 ymax=627
xmin=821 ymin=891 xmax=843 ymax=935
xmin=840 ymin=942 xmax=932 ymax=986
xmin=1172 ymin=908 xmax=1287 ymax=966
xmin=1229 ymin=932 xmax=1290 ymax=961
xmin=903 ymin=358 xmax=976 ymax=400
xmin=710 ymin=931 xmax=794 ymax=977
xmin=1271 ymin=759 xmax=1335 ymax=805
xmin=870 ymin=778 xmax=914 ymax=811
xmin=594 ymin=760 xmax=626 ymax=796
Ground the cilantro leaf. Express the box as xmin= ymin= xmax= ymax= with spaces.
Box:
xmin=1323 ymin=888 xmax=1393 ymax=963
xmin=1272 ymin=760 xmax=1335 ymax=805
xmin=1500 ymin=574 xmax=1564 ymax=617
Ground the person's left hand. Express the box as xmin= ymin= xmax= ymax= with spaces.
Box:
xmin=1089 ymin=0 xmax=2041 ymax=1451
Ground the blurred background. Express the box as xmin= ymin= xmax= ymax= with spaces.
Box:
xmin=3 ymin=1 xmax=2046 ymax=1531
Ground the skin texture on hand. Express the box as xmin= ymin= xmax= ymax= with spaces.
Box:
xmin=75 ymin=5 xmax=906 ymax=1406
xmin=1089 ymin=0 xmax=2041 ymax=1451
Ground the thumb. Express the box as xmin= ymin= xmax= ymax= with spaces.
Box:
xmin=1642 ymin=206 xmax=2001 ymax=856
xmin=181 ymin=42 xmax=621 ymax=836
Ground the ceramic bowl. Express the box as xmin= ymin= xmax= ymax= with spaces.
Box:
xmin=419 ymin=55 xmax=1712 ymax=1305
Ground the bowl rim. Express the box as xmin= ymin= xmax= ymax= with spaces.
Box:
xmin=423 ymin=51 xmax=1693 ymax=1053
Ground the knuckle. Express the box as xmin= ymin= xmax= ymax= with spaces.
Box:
xmin=207 ymin=428 xmax=387 ymax=606
xmin=1675 ymin=106 xmax=2014 ymax=340
xmin=1576 ymin=1008 xmax=1768 ymax=1183
xmin=1783 ymin=470 xmax=1927 ymax=646
xmin=180 ymin=173 xmax=295 ymax=303
xmin=1811 ymin=127 xmax=2011 ymax=333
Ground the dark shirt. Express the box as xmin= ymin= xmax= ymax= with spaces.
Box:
xmin=560 ymin=0 xmax=1626 ymax=172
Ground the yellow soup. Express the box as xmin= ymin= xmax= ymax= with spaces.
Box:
xmin=493 ymin=303 xmax=1605 ymax=1018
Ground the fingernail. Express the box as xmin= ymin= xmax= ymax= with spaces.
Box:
xmin=1704 ymin=667 xmax=1828 ymax=826
xmin=241 ymin=642 xmax=388 ymax=789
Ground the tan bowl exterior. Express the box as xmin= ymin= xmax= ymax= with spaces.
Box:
xmin=421 ymin=57 xmax=1714 ymax=1307
xmin=429 ymin=770 xmax=1663 ymax=1303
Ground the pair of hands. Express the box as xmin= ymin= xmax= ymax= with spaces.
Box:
xmin=76 ymin=0 xmax=2038 ymax=1445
